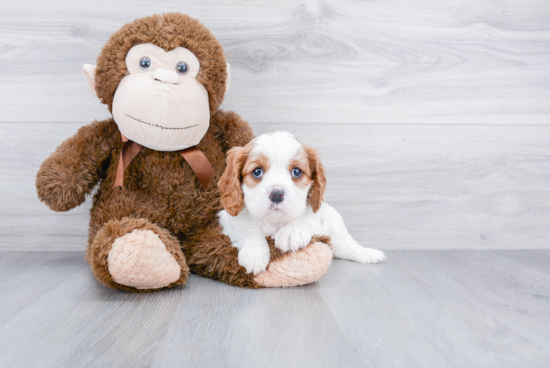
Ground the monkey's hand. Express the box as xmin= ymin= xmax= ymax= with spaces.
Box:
xmin=36 ymin=119 xmax=118 ymax=212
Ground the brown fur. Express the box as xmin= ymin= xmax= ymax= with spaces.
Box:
xmin=288 ymin=156 xmax=313 ymax=189
xmin=217 ymin=144 xmax=253 ymax=217
xmin=304 ymin=145 xmax=326 ymax=213
xmin=36 ymin=13 xmax=331 ymax=292
xmin=87 ymin=217 xmax=189 ymax=292
xmin=242 ymin=153 xmax=270 ymax=190
xmin=37 ymin=106 xmax=257 ymax=291
xmin=243 ymin=153 xmax=270 ymax=177
xmin=182 ymin=226 xmax=258 ymax=288
xmin=36 ymin=14 xmax=253 ymax=292
xmin=95 ymin=13 xmax=227 ymax=115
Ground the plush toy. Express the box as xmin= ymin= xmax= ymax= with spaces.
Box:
xmin=35 ymin=13 xmax=333 ymax=292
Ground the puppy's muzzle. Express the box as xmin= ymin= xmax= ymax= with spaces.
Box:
xmin=269 ymin=189 xmax=284 ymax=204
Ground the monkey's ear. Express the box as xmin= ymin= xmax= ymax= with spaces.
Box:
xmin=225 ymin=63 xmax=231 ymax=94
xmin=82 ymin=64 xmax=98 ymax=99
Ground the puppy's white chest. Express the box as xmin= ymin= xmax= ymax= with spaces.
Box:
xmin=255 ymin=220 xmax=287 ymax=237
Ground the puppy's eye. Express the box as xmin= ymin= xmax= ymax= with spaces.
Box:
xmin=252 ymin=168 xmax=263 ymax=178
xmin=292 ymin=168 xmax=302 ymax=178
xmin=140 ymin=57 xmax=151 ymax=70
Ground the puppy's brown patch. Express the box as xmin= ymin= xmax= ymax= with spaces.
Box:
xmin=288 ymin=152 xmax=313 ymax=189
xmin=242 ymin=154 xmax=270 ymax=189
xmin=218 ymin=143 xmax=254 ymax=216
xmin=303 ymin=145 xmax=326 ymax=213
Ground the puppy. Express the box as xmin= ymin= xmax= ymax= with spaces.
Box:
xmin=217 ymin=131 xmax=385 ymax=275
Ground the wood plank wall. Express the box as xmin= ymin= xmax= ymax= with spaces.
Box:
xmin=1 ymin=0 xmax=549 ymax=251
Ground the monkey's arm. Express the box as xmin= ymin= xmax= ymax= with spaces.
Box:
xmin=36 ymin=119 xmax=119 ymax=212
xmin=211 ymin=110 xmax=255 ymax=152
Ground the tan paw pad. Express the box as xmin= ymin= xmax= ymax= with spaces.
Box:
xmin=254 ymin=242 xmax=333 ymax=287
xmin=107 ymin=229 xmax=181 ymax=290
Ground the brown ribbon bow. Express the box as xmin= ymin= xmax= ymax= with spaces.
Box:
xmin=114 ymin=133 xmax=215 ymax=191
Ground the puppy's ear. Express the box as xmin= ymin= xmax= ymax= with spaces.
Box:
xmin=304 ymin=145 xmax=326 ymax=213
xmin=218 ymin=146 xmax=249 ymax=216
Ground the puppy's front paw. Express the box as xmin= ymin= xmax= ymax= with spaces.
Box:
xmin=275 ymin=225 xmax=313 ymax=253
xmin=237 ymin=245 xmax=270 ymax=275
xmin=349 ymin=247 xmax=386 ymax=264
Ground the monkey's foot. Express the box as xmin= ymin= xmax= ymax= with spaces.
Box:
xmin=108 ymin=229 xmax=182 ymax=289
xmin=87 ymin=218 xmax=188 ymax=292
xmin=254 ymin=237 xmax=333 ymax=287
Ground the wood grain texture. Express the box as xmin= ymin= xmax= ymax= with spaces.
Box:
xmin=149 ymin=276 xmax=364 ymax=368
xmin=492 ymin=250 xmax=550 ymax=277
xmin=1 ymin=0 xmax=549 ymax=250
xmin=2 ymin=122 xmax=549 ymax=251
xmin=1 ymin=250 xmax=550 ymax=367
xmin=0 ymin=0 xmax=549 ymax=124
xmin=317 ymin=251 xmax=550 ymax=367
xmin=0 ymin=251 xmax=84 ymax=324
xmin=0 ymin=261 xmax=183 ymax=367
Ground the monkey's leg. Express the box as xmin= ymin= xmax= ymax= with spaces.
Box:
xmin=182 ymin=226 xmax=258 ymax=288
xmin=183 ymin=226 xmax=333 ymax=288
xmin=86 ymin=217 xmax=189 ymax=292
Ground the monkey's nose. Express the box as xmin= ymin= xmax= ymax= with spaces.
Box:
xmin=269 ymin=189 xmax=284 ymax=204
xmin=153 ymin=68 xmax=179 ymax=84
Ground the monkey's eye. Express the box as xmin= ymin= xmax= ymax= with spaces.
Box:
xmin=291 ymin=168 xmax=303 ymax=178
xmin=252 ymin=168 xmax=263 ymax=178
xmin=176 ymin=61 xmax=189 ymax=74
xmin=140 ymin=57 xmax=151 ymax=70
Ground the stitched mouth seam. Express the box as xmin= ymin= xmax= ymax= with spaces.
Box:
xmin=124 ymin=113 xmax=199 ymax=130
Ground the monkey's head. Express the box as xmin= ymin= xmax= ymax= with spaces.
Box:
xmin=83 ymin=13 xmax=229 ymax=151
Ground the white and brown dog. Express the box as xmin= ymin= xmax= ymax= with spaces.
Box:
xmin=217 ymin=131 xmax=385 ymax=275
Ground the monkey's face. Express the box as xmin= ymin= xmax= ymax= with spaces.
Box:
xmin=83 ymin=14 xmax=231 ymax=151
xmin=112 ymin=43 xmax=211 ymax=151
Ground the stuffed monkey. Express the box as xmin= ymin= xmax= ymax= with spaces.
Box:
xmin=36 ymin=13 xmax=332 ymax=292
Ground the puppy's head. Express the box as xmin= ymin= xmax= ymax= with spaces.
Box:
xmin=218 ymin=131 xmax=326 ymax=220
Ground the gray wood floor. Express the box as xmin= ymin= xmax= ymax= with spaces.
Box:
xmin=1 ymin=250 xmax=549 ymax=368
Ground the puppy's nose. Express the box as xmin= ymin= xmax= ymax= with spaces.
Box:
xmin=269 ymin=189 xmax=284 ymax=204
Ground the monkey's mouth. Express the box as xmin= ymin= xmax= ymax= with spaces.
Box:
xmin=124 ymin=113 xmax=199 ymax=130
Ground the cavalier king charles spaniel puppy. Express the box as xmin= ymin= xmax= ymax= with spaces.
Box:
xmin=217 ymin=131 xmax=385 ymax=275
